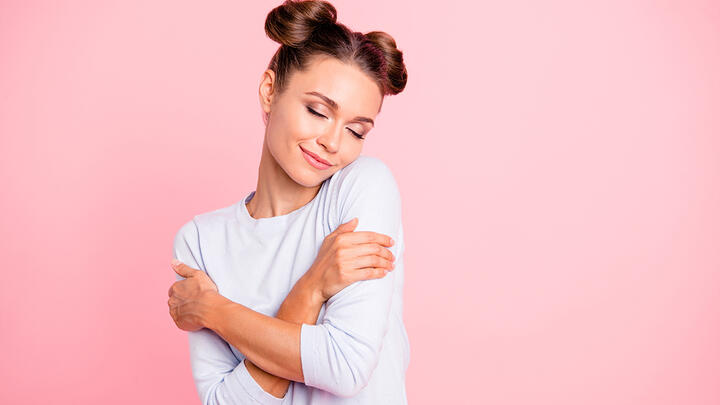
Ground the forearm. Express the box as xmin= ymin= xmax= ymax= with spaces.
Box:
xmin=203 ymin=273 xmax=324 ymax=393
xmin=244 ymin=274 xmax=324 ymax=397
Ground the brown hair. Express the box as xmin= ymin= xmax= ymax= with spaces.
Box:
xmin=264 ymin=0 xmax=408 ymax=102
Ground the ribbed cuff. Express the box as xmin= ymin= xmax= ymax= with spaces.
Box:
xmin=300 ymin=323 xmax=322 ymax=389
xmin=230 ymin=358 xmax=287 ymax=404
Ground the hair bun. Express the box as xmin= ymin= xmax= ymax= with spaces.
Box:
xmin=265 ymin=0 xmax=338 ymax=48
xmin=263 ymin=0 xmax=408 ymax=99
xmin=364 ymin=31 xmax=408 ymax=95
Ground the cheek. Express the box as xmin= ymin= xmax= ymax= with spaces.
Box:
xmin=294 ymin=112 xmax=324 ymax=140
xmin=271 ymin=109 xmax=317 ymax=143
xmin=267 ymin=112 xmax=315 ymax=164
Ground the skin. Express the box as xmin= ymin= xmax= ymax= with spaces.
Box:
xmin=249 ymin=53 xmax=383 ymax=219
xmin=168 ymin=54 xmax=393 ymax=398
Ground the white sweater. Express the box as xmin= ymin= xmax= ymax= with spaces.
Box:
xmin=172 ymin=155 xmax=410 ymax=404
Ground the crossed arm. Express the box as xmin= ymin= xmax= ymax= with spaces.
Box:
xmin=202 ymin=271 xmax=326 ymax=398
xmin=171 ymin=157 xmax=403 ymax=403
xmin=170 ymin=248 xmax=328 ymax=402
xmin=172 ymin=232 xmax=398 ymax=402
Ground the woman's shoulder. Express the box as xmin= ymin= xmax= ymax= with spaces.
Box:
xmin=172 ymin=201 xmax=240 ymax=270
xmin=175 ymin=201 xmax=239 ymax=241
xmin=192 ymin=202 xmax=238 ymax=226
xmin=337 ymin=154 xmax=394 ymax=177
xmin=331 ymin=154 xmax=399 ymax=194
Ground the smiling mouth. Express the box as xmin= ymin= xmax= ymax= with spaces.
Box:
xmin=300 ymin=146 xmax=332 ymax=166
xmin=300 ymin=146 xmax=333 ymax=169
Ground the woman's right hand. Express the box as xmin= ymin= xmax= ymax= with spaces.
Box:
xmin=306 ymin=217 xmax=396 ymax=302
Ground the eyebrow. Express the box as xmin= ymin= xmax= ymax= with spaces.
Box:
xmin=304 ymin=91 xmax=375 ymax=126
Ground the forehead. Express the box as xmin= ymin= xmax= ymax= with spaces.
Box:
xmin=288 ymin=55 xmax=383 ymax=115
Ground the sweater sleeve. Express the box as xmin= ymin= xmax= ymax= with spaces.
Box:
xmin=173 ymin=219 xmax=287 ymax=405
xmin=299 ymin=157 xmax=404 ymax=398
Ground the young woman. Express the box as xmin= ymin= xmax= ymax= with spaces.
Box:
xmin=167 ymin=1 xmax=409 ymax=403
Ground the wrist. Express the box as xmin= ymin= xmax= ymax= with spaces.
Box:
xmin=276 ymin=272 xmax=326 ymax=324
xmin=201 ymin=292 xmax=231 ymax=331
xmin=298 ymin=271 xmax=326 ymax=307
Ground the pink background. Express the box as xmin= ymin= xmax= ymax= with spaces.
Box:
xmin=1 ymin=0 xmax=718 ymax=403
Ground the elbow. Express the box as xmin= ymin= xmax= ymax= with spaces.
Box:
xmin=302 ymin=322 xmax=385 ymax=397
xmin=335 ymin=380 xmax=369 ymax=398
xmin=332 ymin=378 xmax=364 ymax=398
xmin=196 ymin=379 xmax=241 ymax=405
xmin=201 ymin=384 xmax=229 ymax=405
xmin=328 ymin=353 xmax=379 ymax=398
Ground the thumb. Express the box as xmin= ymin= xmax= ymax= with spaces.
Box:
xmin=333 ymin=217 xmax=358 ymax=234
xmin=171 ymin=259 xmax=196 ymax=278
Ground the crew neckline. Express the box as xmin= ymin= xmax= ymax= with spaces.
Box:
xmin=237 ymin=181 xmax=326 ymax=232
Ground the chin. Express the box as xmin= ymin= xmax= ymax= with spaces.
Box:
xmin=286 ymin=163 xmax=326 ymax=188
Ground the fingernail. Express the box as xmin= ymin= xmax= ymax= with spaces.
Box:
xmin=171 ymin=259 xmax=181 ymax=267
xmin=390 ymin=238 xmax=395 ymax=245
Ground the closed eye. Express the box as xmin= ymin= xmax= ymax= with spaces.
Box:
xmin=306 ymin=106 xmax=327 ymax=119
xmin=306 ymin=106 xmax=365 ymax=140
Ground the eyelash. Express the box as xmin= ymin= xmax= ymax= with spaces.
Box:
xmin=306 ymin=106 xmax=365 ymax=140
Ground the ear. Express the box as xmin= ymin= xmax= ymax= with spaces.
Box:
xmin=259 ymin=69 xmax=276 ymax=118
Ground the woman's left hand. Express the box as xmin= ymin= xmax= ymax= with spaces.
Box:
xmin=168 ymin=260 xmax=220 ymax=332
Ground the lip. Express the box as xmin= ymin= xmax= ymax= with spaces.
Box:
xmin=300 ymin=146 xmax=333 ymax=169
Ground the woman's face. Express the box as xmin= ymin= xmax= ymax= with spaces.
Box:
xmin=259 ymin=54 xmax=383 ymax=187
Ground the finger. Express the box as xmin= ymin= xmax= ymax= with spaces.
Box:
xmin=371 ymin=243 xmax=395 ymax=262
xmin=332 ymin=217 xmax=358 ymax=234
xmin=346 ymin=242 xmax=395 ymax=263
xmin=354 ymin=267 xmax=390 ymax=282
xmin=171 ymin=260 xmax=198 ymax=278
xmin=342 ymin=231 xmax=394 ymax=247
xmin=354 ymin=255 xmax=394 ymax=272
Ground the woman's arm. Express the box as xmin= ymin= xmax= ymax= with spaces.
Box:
xmin=194 ymin=157 xmax=403 ymax=398
xmin=170 ymin=157 xmax=402 ymax=399
xmin=171 ymin=215 xmax=395 ymax=400
xmin=172 ymin=220 xmax=291 ymax=405
xmin=196 ymin=245 xmax=399 ymax=398
xmin=239 ymin=273 xmax=325 ymax=398
xmin=200 ymin=278 xmax=322 ymax=382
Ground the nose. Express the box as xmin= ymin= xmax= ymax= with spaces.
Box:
xmin=316 ymin=122 xmax=343 ymax=154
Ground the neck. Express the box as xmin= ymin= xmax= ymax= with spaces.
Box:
xmin=246 ymin=137 xmax=321 ymax=219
